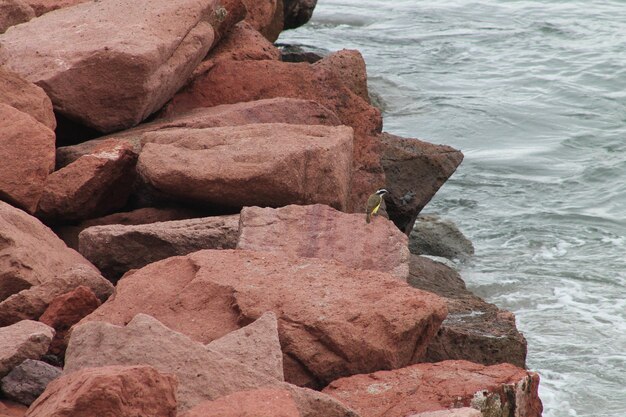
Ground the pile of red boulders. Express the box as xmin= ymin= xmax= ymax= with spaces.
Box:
xmin=0 ymin=0 xmax=542 ymax=416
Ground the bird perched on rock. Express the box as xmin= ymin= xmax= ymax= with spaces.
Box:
xmin=365 ymin=188 xmax=388 ymax=223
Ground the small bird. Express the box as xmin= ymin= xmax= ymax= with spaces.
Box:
xmin=365 ymin=188 xmax=388 ymax=223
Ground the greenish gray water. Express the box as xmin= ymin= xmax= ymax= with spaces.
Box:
xmin=279 ymin=1 xmax=626 ymax=416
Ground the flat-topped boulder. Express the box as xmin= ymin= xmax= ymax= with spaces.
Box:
xmin=323 ymin=360 xmax=542 ymax=417
xmin=0 ymin=0 xmax=243 ymax=132
xmin=79 ymin=249 xmax=447 ymax=388
xmin=137 ymin=123 xmax=353 ymax=210
xmin=237 ymin=204 xmax=409 ymax=280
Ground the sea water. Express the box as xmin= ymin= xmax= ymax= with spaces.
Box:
xmin=279 ymin=1 xmax=626 ymax=415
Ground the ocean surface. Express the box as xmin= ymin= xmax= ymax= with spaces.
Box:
xmin=279 ymin=1 xmax=626 ymax=416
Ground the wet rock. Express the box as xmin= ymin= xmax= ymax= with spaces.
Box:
xmin=409 ymin=255 xmax=527 ymax=368
xmin=0 ymin=201 xmax=99 ymax=304
xmin=0 ymin=0 xmax=34 ymax=34
xmin=0 ymin=0 xmax=243 ymax=132
xmin=0 ymin=265 xmax=113 ymax=327
xmin=180 ymin=388 xmax=301 ymax=417
xmin=137 ymin=123 xmax=353 ymax=211
xmin=36 ymin=141 xmax=137 ymax=223
xmin=0 ymin=62 xmax=54 ymax=130
xmin=79 ymin=249 xmax=447 ymax=388
xmin=206 ymin=312 xmax=284 ymax=381
xmin=0 ymin=104 xmax=55 ymax=214
xmin=242 ymin=0 xmax=283 ymax=42
xmin=237 ymin=204 xmax=409 ymax=280
xmin=0 ymin=321 xmax=54 ymax=378
xmin=56 ymin=98 xmax=342 ymax=167
xmin=380 ymin=133 xmax=464 ymax=234
xmin=277 ymin=43 xmax=326 ymax=63
xmin=25 ymin=365 xmax=177 ymax=417
xmin=160 ymin=51 xmax=384 ymax=212
xmin=323 ymin=360 xmax=542 ymax=417
xmin=39 ymin=286 xmax=101 ymax=357
xmin=283 ymin=0 xmax=317 ymax=30
xmin=410 ymin=215 xmax=474 ymax=260
xmin=0 ymin=360 xmax=61 ymax=406
xmin=78 ymin=215 xmax=240 ymax=281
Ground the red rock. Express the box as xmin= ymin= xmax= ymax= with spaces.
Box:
xmin=66 ymin=313 xmax=357 ymax=417
xmin=380 ymin=133 xmax=464 ymax=234
xmin=242 ymin=0 xmax=283 ymax=42
xmin=237 ymin=204 xmax=409 ymax=280
xmin=283 ymin=0 xmax=317 ymax=30
xmin=39 ymin=286 xmax=100 ymax=357
xmin=313 ymin=49 xmax=370 ymax=102
xmin=0 ymin=104 xmax=55 ymax=213
xmin=409 ymin=409 xmax=481 ymax=417
xmin=0 ymin=201 xmax=99 ymax=303
xmin=0 ymin=0 xmax=34 ymax=34
xmin=78 ymin=215 xmax=240 ymax=281
xmin=36 ymin=141 xmax=137 ymax=222
xmin=0 ymin=321 xmax=54 ymax=378
xmin=323 ymin=360 xmax=542 ymax=417
xmin=180 ymin=388 xmax=301 ymax=417
xmin=0 ymin=265 xmax=113 ymax=327
xmin=206 ymin=312 xmax=284 ymax=382
xmin=25 ymin=365 xmax=178 ymax=417
xmin=0 ymin=67 xmax=55 ymax=130
xmin=137 ymin=123 xmax=353 ymax=211
xmin=79 ymin=249 xmax=447 ymax=388
xmin=0 ymin=0 xmax=244 ymax=132
xmin=23 ymin=0 xmax=85 ymax=16
xmin=160 ymin=52 xmax=384 ymax=211
xmin=0 ymin=400 xmax=27 ymax=417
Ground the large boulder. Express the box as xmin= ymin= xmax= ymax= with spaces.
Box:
xmin=25 ymin=365 xmax=178 ymax=417
xmin=0 ymin=201 xmax=99 ymax=303
xmin=36 ymin=141 xmax=138 ymax=223
xmin=410 ymin=215 xmax=474 ymax=260
xmin=409 ymin=255 xmax=527 ymax=368
xmin=55 ymin=97 xmax=342 ymax=168
xmin=0 ymin=64 xmax=54 ymax=130
xmin=380 ymin=133 xmax=464 ymax=234
xmin=160 ymin=51 xmax=384 ymax=212
xmin=323 ymin=360 xmax=542 ymax=417
xmin=237 ymin=204 xmax=409 ymax=281
xmin=0 ymin=0 xmax=244 ymax=132
xmin=180 ymin=388 xmax=301 ymax=417
xmin=0 ymin=104 xmax=55 ymax=213
xmin=0 ymin=0 xmax=34 ymax=34
xmin=0 ymin=265 xmax=113 ymax=327
xmin=66 ymin=314 xmax=356 ymax=417
xmin=78 ymin=215 xmax=240 ymax=281
xmin=283 ymin=0 xmax=317 ymax=30
xmin=137 ymin=124 xmax=353 ymax=211
xmin=79 ymin=249 xmax=447 ymax=388
xmin=0 ymin=321 xmax=54 ymax=378
xmin=0 ymin=360 xmax=61 ymax=406
xmin=241 ymin=0 xmax=283 ymax=42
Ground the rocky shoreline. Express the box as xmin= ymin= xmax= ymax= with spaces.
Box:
xmin=0 ymin=0 xmax=542 ymax=416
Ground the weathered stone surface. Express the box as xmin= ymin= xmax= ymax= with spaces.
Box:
xmin=160 ymin=52 xmax=384 ymax=212
xmin=242 ymin=0 xmax=283 ymax=42
xmin=313 ymin=49 xmax=369 ymax=103
xmin=410 ymin=215 xmax=474 ymax=260
xmin=323 ymin=360 xmax=542 ymax=417
xmin=206 ymin=312 xmax=284 ymax=382
xmin=57 ymin=98 xmax=342 ymax=167
xmin=0 ymin=104 xmax=55 ymax=213
xmin=0 ymin=360 xmax=61 ymax=406
xmin=0 ymin=265 xmax=113 ymax=327
xmin=23 ymin=0 xmax=85 ymax=16
xmin=278 ymin=43 xmax=326 ymax=63
xmin=237 ymin=204 xmax=409 ymax=280
xmin=25 ymin=365 xmax=178 ymax=417
xmin=409 ymin=255 xmax=527 ymax=368
xmin=78 ymin=215 xmax=240 ymax=281
xmin=37 ymin=141 xmax=137 ymax=222
xmin=180 ymin=388 xmax=301 ymax=417
xmin=39 ymin=286 xmax=100 ymax=357
xmin=380 ymin=133 xmax=464 ymax=234
xmin=137 ymin=124 xmax=353 ymax=211
xmin=0 ymin=201 xmax=98 ymax=303
xmin=409 ymin=409 xmax=481 ymax=417
xmin=0 ymin=0 xmax=243 ymax=132
xmin=79 ymin=249 xmax=447 ymax=388
xmin=0 ymin=321 xmax=54 ymax=378
xmin=283 ymin=0 xmax=317 ymax=30
xmin=0 ymin=400 xmax=27 ymax=417
xmin=0 ymin=0 xmax=34 ymax=34
xmin=66 ymin=314 xmax=356 ymax=417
